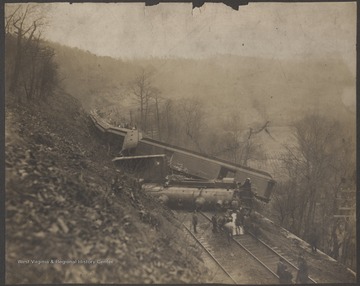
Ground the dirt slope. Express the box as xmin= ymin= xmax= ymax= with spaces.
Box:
xmin=5 ymin=93 xmax=210 ymax=284
xmin=253 ymin=212 xmax=356 ymax=284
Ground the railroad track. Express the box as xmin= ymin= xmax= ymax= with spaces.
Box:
xmin=200 ymin=211 xmax=317 ymax=284
xmin=173 ymin=210 xmax=237 ymax=284
xmin=174 ymin=210 xmax=279 ymax=284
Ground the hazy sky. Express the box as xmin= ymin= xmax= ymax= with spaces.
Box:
xmin=11 ymin=2 xmax=354 ymax=76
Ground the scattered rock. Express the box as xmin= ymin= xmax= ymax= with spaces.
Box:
xmin=5 ymin=98 xmax=209 ymax=284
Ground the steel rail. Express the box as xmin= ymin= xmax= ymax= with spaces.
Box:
xmin=201 ymin=211 xmax=317 ymax=283
xmin=179 ymin=216 xmax=238 ymax=284
xmin=245 ymin=229 xmax=317 ymax=284
xmin=199 ymin=211 xmax=279 ymax=279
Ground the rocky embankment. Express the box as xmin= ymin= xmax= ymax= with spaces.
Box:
xmin=5 ymin=93 xmax=210 ymax=284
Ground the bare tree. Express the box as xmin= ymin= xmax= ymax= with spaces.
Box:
xmin=220 ymin=113 xmax=244 ymax=163
xmin=152 ymin=89 xmax=162 ymax=140
xmin=212 ymin=114 xmax=267 ymax=166
xmin=179 ymin=98 xmax=205 ymax=153
xmin=5 ymin=4 xmax=57 ymax=103
xmin=271 ymin=180 xmax=299 ymax=232
xmin=161 ymin=98 xmax=175 ymax=143
xmin=292 ymin=115 xmax=344 ymax=235
xmin=273 ymin=114 xmax=355 ymax=266
xmin=240 ymin=139 xmax=264 ymax=166
xmin=5 ymin=5 xmax=22 ymax=35
xmin=130 ymin=68 xmax=157 ymax=132
xmin=6 ymin=5 xmax=44 ymax=93
xmin=38 ymin=46 xmax=58 ymax=99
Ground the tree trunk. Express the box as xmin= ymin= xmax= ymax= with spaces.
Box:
xmin=144 ymin=95 xmax=149 ymax=132
xmin=140 ymin=95 xmax=144 ymax=130
xmin=10 ymin=32 xmax=23 ymax=97
xmin=304 ymin=188 xmax=317 ymax=236
xmin=155 ymin=97 xmax=161 ymax=140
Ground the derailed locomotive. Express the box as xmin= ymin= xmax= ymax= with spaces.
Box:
xmin=90 ymin=110 xmax=276 ymax=211
xmin=142 ymin=178 xmax=258 ymax=213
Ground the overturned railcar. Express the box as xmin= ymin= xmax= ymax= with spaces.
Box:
xmin=134 ymin=137 xmax=275 ymax=203
xmin=90 ymin=112 xmax=276 ymax=203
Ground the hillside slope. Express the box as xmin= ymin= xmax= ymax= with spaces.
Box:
xmin=5 ymin=92 xmax=210 ymax=284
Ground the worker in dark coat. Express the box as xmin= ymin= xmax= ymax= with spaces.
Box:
xmin=211 ymin=214 xmax=218 ymax=233
xmin=236 ymin=179 xmax=251 ymax=196
xmin=238 ymin=178 xmax=255 ymax=212
xmin=238 ymin=208 xmax=245 ymax=225
xmin=217 ymin=215 xmax=225 ymax=231
xmin=309 ymin=228 xmax=318 ymax=253
xmin=192 ymin=211 xmax=198 ymax=233
xmin=277 ymin=258 xmax=290 ymax=284
xmin=222 ymin=221 xmax=233 ymax=245
xmin=235 ymin=211 xmax=242 ymax=235
xmin=283 ymin=268 xmax=293 ymax=284
xmin=241 ymin=178 xmax=252 ymax=191
xmin=296 ymin=255 xmax=308 ymax=283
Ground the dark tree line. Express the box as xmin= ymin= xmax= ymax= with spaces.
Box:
xmin=271 ymin=114 xmax=356 ymax=270
xmin=5 ymin=4 xmax=58 ymax=103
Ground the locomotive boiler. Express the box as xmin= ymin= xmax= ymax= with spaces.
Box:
xmin=142 ymin=183 xmax=238 ymax=210
xmin=141 ymin=177 xmax=260 ymax=212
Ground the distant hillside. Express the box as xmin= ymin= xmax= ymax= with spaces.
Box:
xmin=50 ymin=42 xmax=355 ymax=127
xmin=48 ymin=43 xmax=355 ymax=173
xmin=48 ymin=41 xmax=142 ymax=110
xmin=138 ymin=55 xmax=355 ymax=126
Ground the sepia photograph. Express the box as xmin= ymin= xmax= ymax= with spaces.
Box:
xmin=4 ymin=1 xmax=357 ymax=284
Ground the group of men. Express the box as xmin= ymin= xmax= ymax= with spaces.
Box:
xmin=191 ymin=207 xmax=247 ymax=242
xmin=191 ymin=178 xmax=254 ymax=236
xmin=190 ymin=176 xmax=315 ymax=284
xmin=193 ymin=208 xmax=311 ymax=284
xmin=276 ymin=253 xmax=309 ymax=284
xmin=211 ymin=208 xmax=247 ymax=235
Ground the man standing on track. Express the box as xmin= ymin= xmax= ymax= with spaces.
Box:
xmin=277 ymin=257 xmax=288 ymax=284
xmin=310 ymin=227 xmax=318 ymax=253
xmin=192 ymin=211 xmax=198 ymax=233
xmin=211 ymin=214 xmax=218 ymax=233
xmin=296 ymin=255 xmax=309 ymax=283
